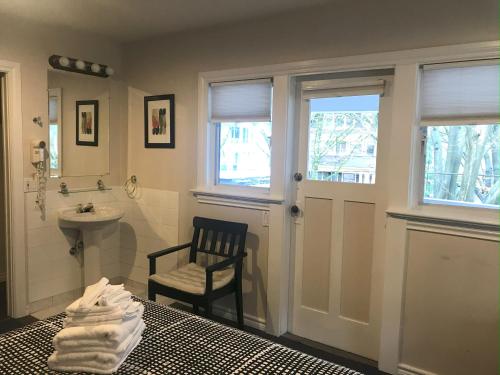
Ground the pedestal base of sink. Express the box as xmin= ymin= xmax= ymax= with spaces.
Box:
xmin=82 ymin=228 xmax=103 ymax=286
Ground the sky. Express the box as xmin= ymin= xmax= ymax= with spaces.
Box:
xmin=310 ymin=95 xmax=379 ymax=112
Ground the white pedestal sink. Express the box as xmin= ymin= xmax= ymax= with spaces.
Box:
xmin=58 ymin=206 xmax=124 ymax=286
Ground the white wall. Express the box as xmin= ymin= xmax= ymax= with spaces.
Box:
xmin=119 ymin=187 xmax=179 ymax=284
xmin=400 ymin=230 xmax=498 ymax=375
xmin=0 ymin=15 xmax=127 ymax=190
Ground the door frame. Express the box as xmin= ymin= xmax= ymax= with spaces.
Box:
xmin=0 ymin=59 xmax=27 ymax=318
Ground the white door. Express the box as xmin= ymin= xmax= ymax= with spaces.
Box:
xmin=290 ymin=75 xmax=393 ymax=360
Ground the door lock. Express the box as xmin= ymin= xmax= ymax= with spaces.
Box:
xmin=293 ymin=172 xmax=303 ymax=182
xmin=291 ymin=205 xmax=300 ymax=216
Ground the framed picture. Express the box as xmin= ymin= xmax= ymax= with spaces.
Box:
xmin=76 ymin=100 xmax=99 ymax=146
xmin=144 ymin=94 xmax=175 ymax=148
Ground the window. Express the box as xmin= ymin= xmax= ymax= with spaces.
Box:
xmin=242 ymin=128 xmax=249 ymax=143
xmin=419 ymin=60 xmax=500 ymax=208
xmin=230 ymin=126 xmax=240 ymax=140
xmin=336 ymin=141 xmax=347 ymax=154
xmin=211 ymin=79 xmax=272 ymax=188
xmin=48 ymin=89 xmax=62 ymax=177
xmin=306 ymin=94 xmax=381 ymax=184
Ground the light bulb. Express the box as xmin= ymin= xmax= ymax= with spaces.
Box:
xmin=59 ymin=56 xmax=69 ymax=67
xmin=105 ymin=67 xmax=114 ymax=76
xmin=75 ymin=60 xmax=86 ymax=70
xmin=91 ymin=63 xmax=101 ymax=73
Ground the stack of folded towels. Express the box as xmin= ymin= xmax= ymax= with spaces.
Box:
xmin=48 ymin=277 xmax=145 ymax=374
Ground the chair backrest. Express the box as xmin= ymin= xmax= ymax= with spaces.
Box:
xmin=189 ymin=216 xmax=248 ymax=262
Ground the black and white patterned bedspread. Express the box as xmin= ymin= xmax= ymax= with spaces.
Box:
xmin=0 ymin=297 xmax=363 ymax=374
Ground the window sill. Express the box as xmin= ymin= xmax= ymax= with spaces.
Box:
xmin=386 ymin=207 xmax=500 ymax=232
xmin=191 ymin=189 xmax=285 ymax=211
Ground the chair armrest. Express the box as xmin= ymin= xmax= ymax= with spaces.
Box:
xmin=204 ymin=254 xmax=243 ymax=294
xmin=206 ymin=254 xmax=243 ymax=273
xmin=147 ymin=243 xmax=192 ymax=260
xmin=148 ymin=243 xmax=191 ymax=276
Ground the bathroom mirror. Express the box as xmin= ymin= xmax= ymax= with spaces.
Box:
xmin=47 ymin=70 xmax=110 ymax=177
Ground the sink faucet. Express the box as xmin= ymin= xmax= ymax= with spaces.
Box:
xmin=97 ymin=179 xmax=105 ymax=190
xmin=77 ymin=203 xmax=95 ymax=213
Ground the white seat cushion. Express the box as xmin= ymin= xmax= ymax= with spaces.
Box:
xmin=149 ymin=262 xmax=235 ymax=295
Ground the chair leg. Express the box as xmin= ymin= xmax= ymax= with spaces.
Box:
xmin=235 ymin=282 xmax=244 ymax=329
xmin=148 ymin=288 xmax=156 ymax=302
xmin=193 ymin=304 xmax=199 ymax=314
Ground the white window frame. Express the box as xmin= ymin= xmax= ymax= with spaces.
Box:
xmin=194 ymin=73 xmax=290 ymax=207
xmin=411 ymin=62 xmax=500 ymax=219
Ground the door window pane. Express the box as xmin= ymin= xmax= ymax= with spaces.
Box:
xmin=307 ymin=95 xmax=379 ymax=183
xmin=217 ymin=122 xmax=271 ymax=187
xmin=423 ymin=124 xmax=500 ymax=207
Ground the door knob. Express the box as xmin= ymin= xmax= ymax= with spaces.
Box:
xmin=291 ymin=205 xmax=300 ymax=216
xmin=294 ymin=172 xmax=303 ymax=182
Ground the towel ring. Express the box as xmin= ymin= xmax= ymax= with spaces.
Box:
xmin=124 ymin=175 xmax=138 ymax=198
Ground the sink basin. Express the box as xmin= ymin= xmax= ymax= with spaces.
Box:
xmin=58 ymin=206 xmax=124 ymax=227
xmin=58 ymin=205 xmax=124 ymax=286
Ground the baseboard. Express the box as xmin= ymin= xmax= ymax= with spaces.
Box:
xmin=0 ymin=272 xmax=5 ymax=283
xmin=121 ymin=277 xmax=267 ymax=331
xmin=210 ymin=304 xmax=267 ymax=331
xmin=399 ymin=363 xmax=439 ymax=375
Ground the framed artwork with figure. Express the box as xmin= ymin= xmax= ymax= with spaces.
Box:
xmin=144 ymin=94 xmax=175 ymax=148
xmin=76 ymin=100 xmax=99 ymax=146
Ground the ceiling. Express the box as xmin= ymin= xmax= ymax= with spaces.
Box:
xmin=0 ymin=0 xmax=332 ymax=43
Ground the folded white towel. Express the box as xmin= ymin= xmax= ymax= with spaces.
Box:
xmin=98 ymin=290 xmax=132 ymax=307
xmin=63 ymin=304 xmax=144 ymax=328
xmin=66 ymin=297 xmax=122 ymax=317
xmin=48 ymin=330 xmax=142 ymax=374
xmin=79 ymin=277 xmax=109 ymax=309
xmin=63 ymin=311 xmax=124 ymax=328
xmin=53 ymin=313 xmax=142 ymax=348
xmin=55 ymin=320 xmax=145 ymax=354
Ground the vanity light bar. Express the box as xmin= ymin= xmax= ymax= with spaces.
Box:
xmin=48 ymin=55 xmax=114 ymax=78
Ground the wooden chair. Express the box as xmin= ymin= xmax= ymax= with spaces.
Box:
xmin=147 ymin=216 xmax=248 ymax=328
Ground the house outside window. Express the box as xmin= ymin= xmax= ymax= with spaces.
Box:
xmin=307 ymin=94 xmax=380 ymax=184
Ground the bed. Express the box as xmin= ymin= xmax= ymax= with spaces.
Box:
xmin=0 ymin=297 xmax=363 ymax=374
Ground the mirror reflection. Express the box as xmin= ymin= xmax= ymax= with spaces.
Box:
xmin=48 ymin=70 xmax=110 ymax=177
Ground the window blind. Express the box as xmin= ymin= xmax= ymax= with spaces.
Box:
xmin=302 ymin=78 xmax=386 ymax=100
xmin=210 ymin=79 xmax=272 ymax=122
xmin=420 ymin=60 xmax=500 ymax=124
xmin=49 ymin=97 xmax=58 ymax=123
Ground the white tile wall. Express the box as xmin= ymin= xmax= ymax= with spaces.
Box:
xmin=24 ymin=186 xmax=179 ymax=311
xmin=118 ymin=187 xmax=179 ymax=285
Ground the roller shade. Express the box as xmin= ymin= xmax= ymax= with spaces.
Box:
xmin=210 ymin=79 xmax=272 ymax=122
xmin=49 ymin=97 xmax=58 ymax=123
xmin=302 ymin=78 xmax=386 ymax=100
xmin=420 ymin=60 xmax=500 ymax=124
